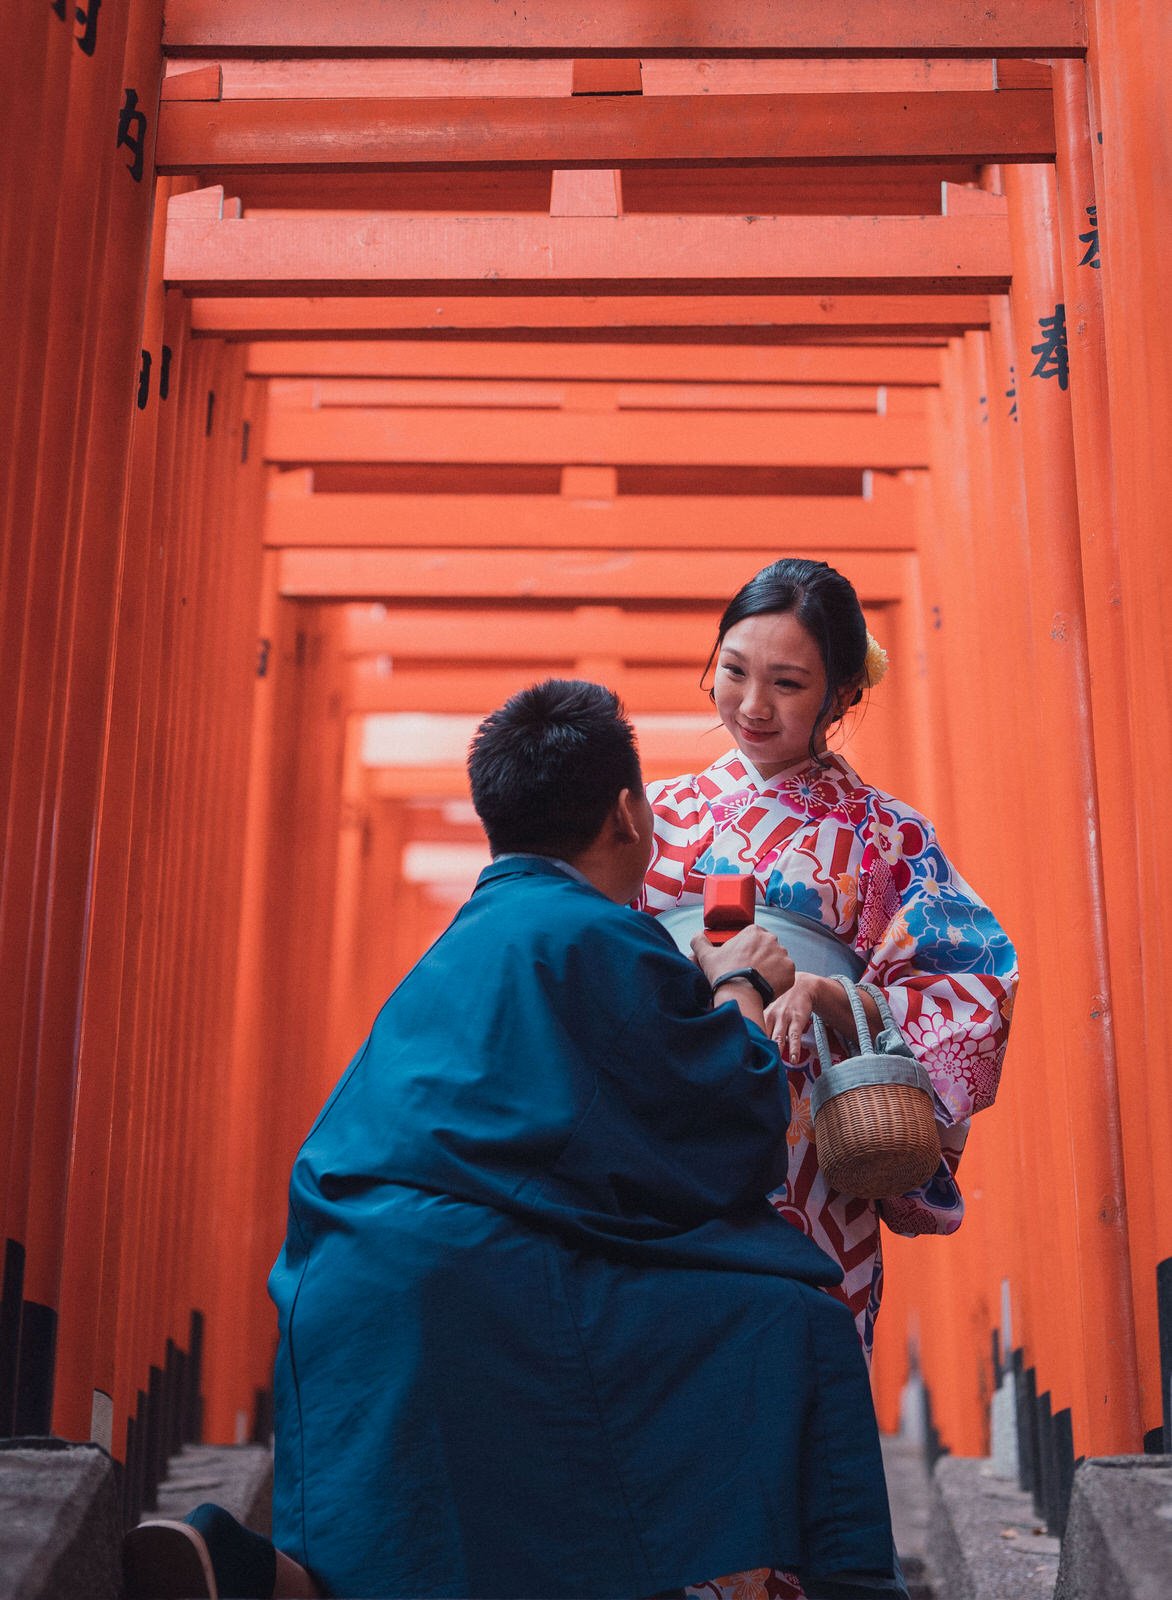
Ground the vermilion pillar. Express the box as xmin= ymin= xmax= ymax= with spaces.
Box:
xmin=1051 ymin=55 xmax=1162 ymax=1439
xmin=1004 ymin=158 xmax=1141 ymax=1453
xmin=1088 ymin=0 xmax=1172 ymax=1444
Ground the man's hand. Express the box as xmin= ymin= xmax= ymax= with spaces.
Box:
xmin=690 ymin=925 xmax=796 ymax=1001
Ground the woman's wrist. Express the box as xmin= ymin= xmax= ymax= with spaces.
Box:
xmin=812 ymin=974 xmax=839 ymax=1018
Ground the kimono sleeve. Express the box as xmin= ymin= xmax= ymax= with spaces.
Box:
xmin=636 ymin=773 xmax=707 ymax=914
xmin=857 ymin=800 xmax=1018 ymax=1124
xmin=855 ymin=802 xmax=1018 ymax=1237
xmin=557 ymin=913 xmax=794 ymax=1221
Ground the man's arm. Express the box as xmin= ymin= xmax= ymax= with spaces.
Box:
xmin=689 ymin=923 xmax=797 ymax=1030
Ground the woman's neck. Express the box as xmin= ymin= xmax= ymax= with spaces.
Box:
xmin=738 ymin=747 xmax=829 ymax=784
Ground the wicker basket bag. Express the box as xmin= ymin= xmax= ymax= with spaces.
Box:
xmin=809 ymin=979 xmax=941 ymax=1199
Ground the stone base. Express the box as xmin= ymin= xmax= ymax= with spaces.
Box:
xmin=1054 ymin=1455 xmax=1172 ymax=1600
xmin=148 ymin=1441 xmax=273 ymax=1535
xmin=928 ymin=1455 xmax=1059 ymax=1600
xmin=0 ymin=1438 xmax=121 ymax=1600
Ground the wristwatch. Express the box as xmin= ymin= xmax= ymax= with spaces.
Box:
xmin=709 ymin=967 xmax=774 ymax=1005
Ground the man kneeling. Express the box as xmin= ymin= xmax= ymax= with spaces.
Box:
xmin=127 ymin=680 xmax=901 ymax=1600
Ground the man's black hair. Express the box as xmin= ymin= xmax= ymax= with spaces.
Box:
xmin=468 ymin=679 xmax=642 ymax=859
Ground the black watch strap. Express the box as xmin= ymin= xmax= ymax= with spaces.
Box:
xmin=709 ymin=967 xmax=774 ymax=1005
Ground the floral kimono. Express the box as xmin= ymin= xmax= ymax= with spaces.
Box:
xmin=639 ymin=748 xmax=1018 ymax=1600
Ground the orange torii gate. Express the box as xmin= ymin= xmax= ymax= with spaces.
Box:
xmin=4 ymin=0 xmax=1172 ymax=1560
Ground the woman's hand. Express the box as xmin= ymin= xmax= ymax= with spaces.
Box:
xmin=765 ymin=973 xmax=829 ymax=1063
xmin=765 ymin=972 xmax=883 ymax=1063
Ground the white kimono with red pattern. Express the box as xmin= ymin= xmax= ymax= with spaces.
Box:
xmin=638 ymin=749 xmax=1018 ymax=1600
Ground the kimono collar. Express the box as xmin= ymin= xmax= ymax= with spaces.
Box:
xmin=709 ymin=746 xmax=859 ymax=799
xmin=475 ymin=853 xmax=603 ymax=895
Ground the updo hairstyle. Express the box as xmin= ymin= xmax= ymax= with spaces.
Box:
xmin=705 ymin=558 xmax=869 ymax=761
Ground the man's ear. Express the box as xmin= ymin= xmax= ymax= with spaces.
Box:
xmin=613 ymin=787 xmax=641 ymax=843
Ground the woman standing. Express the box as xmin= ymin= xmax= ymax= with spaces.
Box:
xmin=639 ymin=559 xmax=1018 ymax=1600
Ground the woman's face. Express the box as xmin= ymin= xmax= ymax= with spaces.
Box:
xmin=713 ymin=611 xmax=833 ymax=778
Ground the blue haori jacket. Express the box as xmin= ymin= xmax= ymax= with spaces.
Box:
xmin=269 ymin=855 xmax=894 ymax=1599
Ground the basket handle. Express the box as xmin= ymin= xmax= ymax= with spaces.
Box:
xmin=856 ymin=979 xmax=900 ymax=1037
xmin=809 ymin=975 xmax=874 ymax=1071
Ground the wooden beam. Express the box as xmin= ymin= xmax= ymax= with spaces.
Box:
xmin=297 ymin=378 xmax=899 ymax=412
xmin=162 ymin=1 xmax=1087 ymax=57
xmin=165 ymin=209 xmax=1012 ymax=296
xmin=366 ymin=766 xmax=474 ymax=800
xmin=343 ymin=598 xmax=885 ymax=675
xmin=362 ymin=739 xmax=732 ymax=795
xmin=292 ymin=464 xmax=871 ymax=496
xmin=341 ymin=606 xmax=723 ymax=662
xmin=161 ymin=64 xmax=223 ymax=100
xmin=358 ymin=709 xmax=803 ymax=787
xmin=185 ymin=163 xmax=979 ymax=216
xmin=161 ymin=58 xmax=1015 ymax=99
xmin=264 ymin=488 xmax=918 ymax=552
xmin=278 ymin=547 xmax=914 ymax=603
xmin=197 ymin=292 xmax=991 ymax=337
xmin=350 ymin=662 xmax=715 ymax=715
xmin=402 ymin=814 xmax=487 ymax=846
xmin=156 ymin=90 xmax=1054 ymax=172
xmin=262 ymin=406 xmax=929 ymax=470
xmin=246 ymin=340 xmax=944 ymax=385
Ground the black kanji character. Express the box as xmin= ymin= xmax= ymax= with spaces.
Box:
xmin=1031 ymin=306 xmax=1069 ymax=391
xmin=117 ymin=88 xmax=148 ymax=182
xmin=1078 ymin=204 xmax=1100 ymax=269
xmin=74 ymin=0 xmax=101 ymax=55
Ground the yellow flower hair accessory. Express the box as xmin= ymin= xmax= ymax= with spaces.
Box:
xmin=863 ymin=632 xmax=890 ymax=688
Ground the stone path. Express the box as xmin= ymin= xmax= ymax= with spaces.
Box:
xmin=881 ymin=1435 xmax=938 ymax=1599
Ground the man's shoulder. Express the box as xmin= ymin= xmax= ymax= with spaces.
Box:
xmin=492 ymin=867 xmax=682 ymax=963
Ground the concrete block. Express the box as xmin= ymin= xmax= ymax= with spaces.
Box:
xmin=928 ymin=1454 xmax=1059 ymax=1600
xmin=150 ymin=1442 xmax=273 ymax=1535
xmin=988 ymin=1373 xmax=1020 ymax=1482
xmin=0 ymin=1438 xmax=121 ymax=1600
xmin=880 ymin=1435 xmax=934 ymax=1600
xmin=1054 ymin=1455 xmax=1172 ymax=1600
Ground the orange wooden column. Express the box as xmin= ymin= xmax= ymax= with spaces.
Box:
xmin=874 ymin=337 xmax=1003 ymax=1457
xmin=1005 ymin=158 xmax=1141 ymax=1453
xmin=49 ymin=158 xmax=178 ymax=1448
xmin=1089 ymin=0 xmax=1172 ymax=1445
xmin=2 ymin=0 xmax=157 ymax=1438
xmin=199 ymin=548 xmax=283 ymax=1447
xmin=196 ymin=590 xmax=358 ymax=1448
xmin=351 ymin=795 xmax=411 ymax=1035
xmin=0 ymin=0 xmax=75 ymax=1438
xmin=324 ymin=719 xmax=379 ymax=1072
xmin=1051 ymin=55 xmax=1163 ymax=1442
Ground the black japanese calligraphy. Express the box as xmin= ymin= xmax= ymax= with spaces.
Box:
xmin=1078 ymin=204 xmax=1101 ymax=269
xmin=74 ymin=0 xmax=100 ymax=55
xmin=117 ymin=89 xmax=148 ymax=183
xmin=1031 ymin=307 xmax=1069 ymax=391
